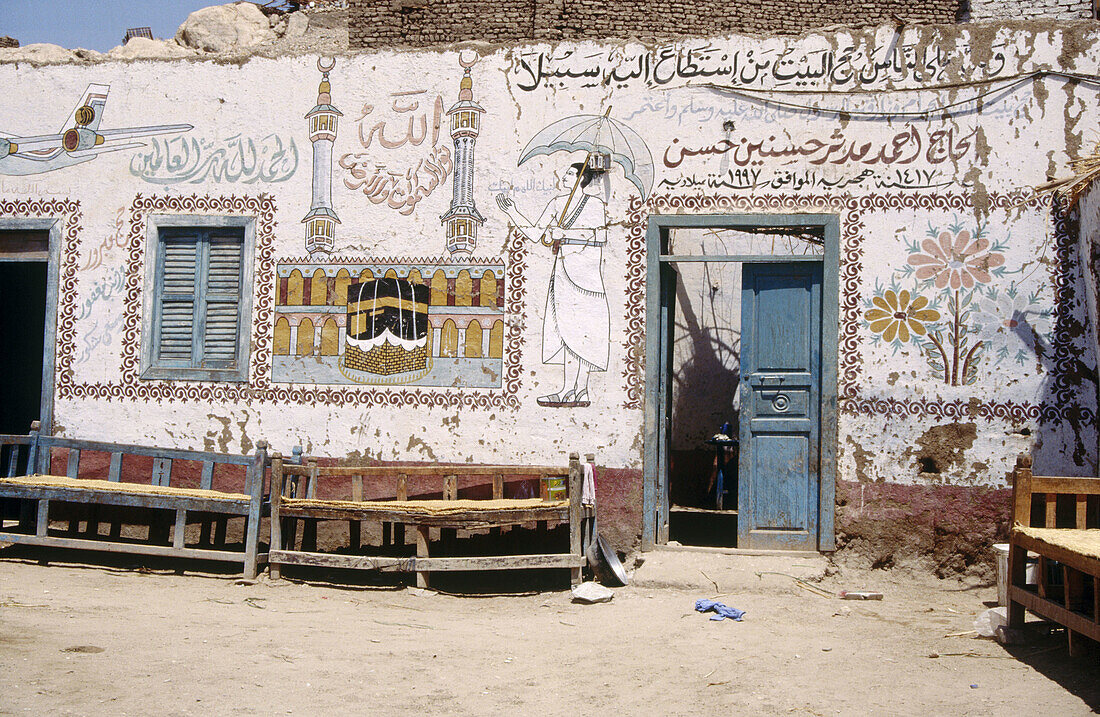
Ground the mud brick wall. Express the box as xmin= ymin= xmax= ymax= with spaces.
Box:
xmin=349 ymin=0 xmax=964 ymax=47
xmin=0 ymin=37 xmax=18 ymax=49
xmin=968 ymin=0 xmax=1095 ymax=21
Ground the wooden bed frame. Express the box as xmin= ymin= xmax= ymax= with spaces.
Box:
xmin=268 ymin=451 xmax=588 ymax=587
xmin=0 ymin=423 xmax=270 ymax=578
xmin=1008 ymin=454 xmax=1100 ymax=656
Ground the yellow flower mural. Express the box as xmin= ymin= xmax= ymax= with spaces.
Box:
xmin=865 ymin=289 xmax=940 ymax=343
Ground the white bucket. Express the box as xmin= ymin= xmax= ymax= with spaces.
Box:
xmin=993 ymin=543 xmax=1010 ymax=606
xmin=993 ymin=543 xmax=1038 ymax=606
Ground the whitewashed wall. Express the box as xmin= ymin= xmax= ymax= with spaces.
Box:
xmin=1 ymin=20 xmax=1097 ymax=489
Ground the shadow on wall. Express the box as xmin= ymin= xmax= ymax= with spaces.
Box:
xmin=669 ymin=266 xmax=741 ymax=508
xmin=1021 ymin=203 xmax=1099 ymax=476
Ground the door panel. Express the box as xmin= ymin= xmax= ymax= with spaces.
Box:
xmin=738 ymin=263 xmax=822 ymax=550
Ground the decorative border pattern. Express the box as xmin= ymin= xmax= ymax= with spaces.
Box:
xmin=276 ymin=255 xmax=506 ymax=268
xmin=0 ymin=197 xmax=83 ymax=395
xmin=55 ymin=194 xmax=525 ymax=410
xmin=621 ymin=196 xmax=647 ymax=409
xmin=58 ymin=194 xmax=277 ymax=402
xmin=645 ymin=191 xmax=1095 ymax=425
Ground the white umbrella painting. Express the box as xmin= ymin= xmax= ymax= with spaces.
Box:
xmin=517 ymin=109 xmax=654 ymax=224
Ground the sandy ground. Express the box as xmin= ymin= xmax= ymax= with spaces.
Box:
xmin=1 ymin=546 xmax=1097 ymax=716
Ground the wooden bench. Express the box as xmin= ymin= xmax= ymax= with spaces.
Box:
xmin=0 ymin=423 xmax=270 ymax=578
xmin=1008 ymin=454 xmax=1100 ymax=656
xmin=268 ymin=451 xmax=589 ymax=587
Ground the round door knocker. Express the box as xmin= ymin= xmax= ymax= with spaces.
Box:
xmin=772 ymin=393 xmax=791 ymax=412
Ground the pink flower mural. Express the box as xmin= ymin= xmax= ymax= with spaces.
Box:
xmin=907 ymin=230 xmax=1005 ymax=290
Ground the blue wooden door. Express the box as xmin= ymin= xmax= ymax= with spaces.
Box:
xmin=738 ymin=263 xmax=822 ymax=550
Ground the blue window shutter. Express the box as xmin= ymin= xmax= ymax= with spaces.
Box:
xmin=157 ymin=236 xmax=198 ymax=365
xmin=200 ymin=236 xmax=243 ymax=368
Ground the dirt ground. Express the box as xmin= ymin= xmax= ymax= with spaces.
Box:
xmin=1 ymin=546 xmax=1097 ymax=716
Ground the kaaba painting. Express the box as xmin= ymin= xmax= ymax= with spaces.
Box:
xmin=342 ymin=278 xmax=430 ymax=377
xmin=271 ymin=261 xmax=505 ymax=388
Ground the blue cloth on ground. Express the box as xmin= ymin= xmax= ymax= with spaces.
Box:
xmin=695 ymin=599 xmax=745 ymax=621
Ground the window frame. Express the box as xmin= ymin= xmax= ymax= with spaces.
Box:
xmin=140 ymin=215 xmax=256 ymax=382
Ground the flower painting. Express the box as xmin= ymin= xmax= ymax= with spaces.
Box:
xmin=865 ymin=217 xmax=1034 ymax=387
xmin=865 ymin=289 xmax=940 ymax=343
xmin=907 ymin=229 xmax=1005 ymax=290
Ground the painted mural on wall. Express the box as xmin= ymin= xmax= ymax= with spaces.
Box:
xmin=863 ymin=215 xmax=1061 ymax=387
xmin=304 ymin=58 xmax=341 ymax=256
xmin=441 ymin=54 xmax=485 ymax=256
xmin=275 ymin=54 xmax=511 ymax=390
xmin=0 ymin=84 xmax=191 ymax=176
xmin=497 ymin=112 xmax=653 ymax=407
xmin=338 ymin=61 xmax=453 ymax=219
xmin=128 ymin=133 xmax=299 ymax=185
xmin=4 ymin=24 xmax=1097 ymax=475
xmin=271 ymin=259 xmax=506 ymax=387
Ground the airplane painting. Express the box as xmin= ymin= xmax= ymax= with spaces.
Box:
xmin=0 ymin=83 xmax=192 ymax=175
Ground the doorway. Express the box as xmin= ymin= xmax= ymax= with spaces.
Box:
xmin=0 ymin=229 xmax=54 ymax=435
xmin=642 ymin=215 xmax=839 ymax=552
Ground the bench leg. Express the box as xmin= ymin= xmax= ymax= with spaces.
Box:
xmin=243 ymin=501 xmax=262 ymax=581
xmin=18 ymin=499 xmax=34 ymax=532
xmin=1067 ymin=629 xmax=1086 ymax=657
xmin=416 ymin=525 xmax=430 ymax=589
xmin=213 ymin=517 xmax=228 ymax=548
xmin=199 ymin=519 xmax=213 ymax=547
xmin=149 ymin=509 xmax=171 ymax=545
xmin=303 ymin=519 xmax=317 ymax=553
xmin=35 ymin=499 xmax=49 ymax=537
xmin=349 ymin=520 xmax=361 ymax=551
xmin=1008 ymin=543 xmax=1027 ymax=628
xmin=441 ymin=527 xmax=456 ymax=556
xmin=172 ymin=509 xmax=187 ymax=550
xmin=85 ymin=505 xmax=100 ymax=538
xmin=284 ymin=518 xmax=298 ymax=552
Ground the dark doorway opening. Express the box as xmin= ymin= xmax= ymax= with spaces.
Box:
xmin=0 ymin=232 xmax=49 ymax=435
xmin=647 ymin=217 xmax=837 ymax=552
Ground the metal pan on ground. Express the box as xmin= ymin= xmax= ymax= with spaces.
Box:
xmin=595 ymin=534 xmax=628 ymax=587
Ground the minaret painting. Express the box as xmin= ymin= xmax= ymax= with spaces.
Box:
xmin=303 ymin=57 xmax=341 ymax=256
xmin=441 ymin=54 xmax=485 ymax=256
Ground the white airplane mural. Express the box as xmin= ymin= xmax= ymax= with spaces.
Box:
xmin=0 ymin=83 xmax=192 ymax=175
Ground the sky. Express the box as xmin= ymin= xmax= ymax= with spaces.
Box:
xmin=2 ymin=1 xmax=235 ymax=52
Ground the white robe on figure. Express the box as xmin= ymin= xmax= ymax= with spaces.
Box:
xmin=535 ymin=193 xmax=610 ymax=371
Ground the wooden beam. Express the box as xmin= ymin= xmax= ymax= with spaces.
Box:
xmin=173 ymin=509 xmax=186 ymax=550
xmin=1009 ymin=585 xmax=1100 ymax=642
xmin=108 ymin=453 xmax=123 ymax=482
xmin=1012 ymin=454 xmax=1032 ymax=526
xmin=275 ymin=465 xmax=569 ymax=479
xmin=568 ymin=452 xmax=582 ymax=585
xmin=35 ymin=499 xmax=48 ymax=537
xmin=200 ymin=461 xmax=214 ymax=491
xmin=1014 ymin=532 xmax=1100 ymax=576
xmin=268 ymin=549 xmax=584 ymax=572
xmin=416 ymin=525 xmax=430 ymax=588
xmin=1030 ymin=476 xmax=1100 ymax=495
xmin=0 ymin=485 xmax=250 ymax=514
xmin=0 ymin=531 xmax=245 ymax=564
xmin=66 ymin=448 xmax=80 ymax=478
xmin=274 ymin=504 xmax=568 ymax=526
xmin=350 ymin=475 xmax=363 ymax=550
xmin=1007 ymin=542 xmax=1028 ymax=629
